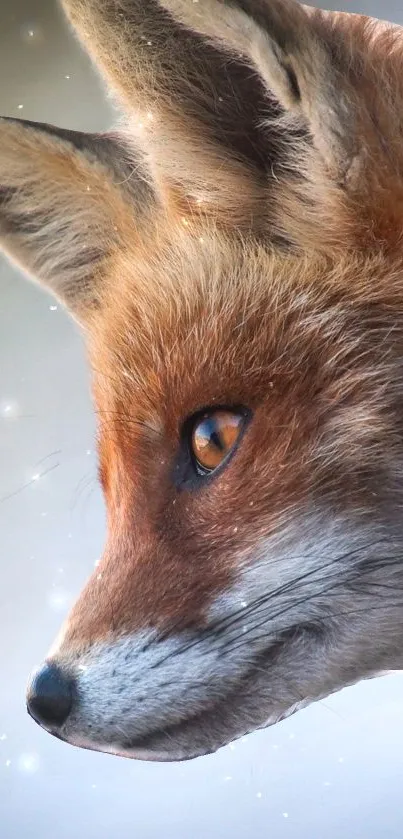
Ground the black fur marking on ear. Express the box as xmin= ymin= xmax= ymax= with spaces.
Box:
xmin=215 ymin=0 xmax=299 ymax=52
xmin=283 ymin=63 xmax=301 ymax=103
xmin=0 ymin=185 xmax=15 ymax=206
xmin=0 ymin=116 xmax=153 ymax=206
xmin=0 ymin=185 xmax=29 ymax=236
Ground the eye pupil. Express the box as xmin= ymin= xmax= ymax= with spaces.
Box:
xmin=191 ymin=410 xmax=244 ymax=473
xmin=210 ymin=429 xmax=225 ymax=451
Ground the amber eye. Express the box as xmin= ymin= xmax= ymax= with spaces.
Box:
xmin=191 ymin=409 xmax=245 ymax=473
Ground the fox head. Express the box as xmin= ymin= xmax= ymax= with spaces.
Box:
xmin=2 ymin=0 xmax=403 ymax=761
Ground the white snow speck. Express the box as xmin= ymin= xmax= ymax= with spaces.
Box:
xmin=2 ymin=400 xmax=19 ymax=417
xmin=233 ymin=526 xmax=238 ymax=533
xmin=249 ymin=501 xmax=254 ymax=506
xmin=48 ymin=588 xmax=71 ymax=611
xmin=256 ymin=792 xmax=262 ymax=799
xmin=282 ymin=812 xmax=289 ymax=819
xmin=21 ymin=24 xmax=43 ymax=43
xmin=49 ymin=305 xmax=58 ymax=311
xmin=240 ymin=601 xmax=247 ymax=608
xmin=18 ymin=104 xmax=24 ymax=110
xmin=31 ymin=473 xmax=40 ymax=482
xmin=0 ymin=734 xmax=7 ymax=742
xmin=18 ymin=753 xmax=40 ymax=774
xmin=224 ymin=775 xmax=232 ymax=782
xmin=338 ymin=757 xmax=344 ymax=763
xmin=65 ymin=74 xmax=70 ymax=79
xmin=5 ymin=760 xmax=11 ymax=768
xmin=86 ymin=449 xmax=92 ymax=456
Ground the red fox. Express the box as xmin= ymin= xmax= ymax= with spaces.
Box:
xmin=1 ymin=0 xmax=403 ymax=762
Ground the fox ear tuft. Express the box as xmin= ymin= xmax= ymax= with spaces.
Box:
xmin=0 ymin=117 xmax=152 ymax=322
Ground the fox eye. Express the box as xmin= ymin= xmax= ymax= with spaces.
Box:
xmin=173 ymin=406 xmax=250 ymax=489
xmin=191 ymin=409 xmax=246 ymax=474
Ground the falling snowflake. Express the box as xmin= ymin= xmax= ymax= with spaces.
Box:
xmin=48 ymin=588 xmax=71 ymax=611
xmin=18 ymin=753 xmax=40 ymax=774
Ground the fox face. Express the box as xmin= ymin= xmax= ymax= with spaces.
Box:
xmin=2 ymin=0 xmax=403 ymax=762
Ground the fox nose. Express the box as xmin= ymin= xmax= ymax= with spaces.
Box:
xmin=27 ymin=663 xmax=74 ymax=729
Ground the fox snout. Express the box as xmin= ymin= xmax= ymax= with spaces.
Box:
xmin=25 ymin=514 xmax=403 ymax=761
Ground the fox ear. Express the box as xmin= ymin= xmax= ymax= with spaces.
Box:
xmin=159 ymin=0 xmax=355 ymax=172
xmin=0 ymin=117 xmax=152 ymax=322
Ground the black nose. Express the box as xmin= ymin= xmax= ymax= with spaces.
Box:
xmin=27 ymin=663 xmax=74 ymax=729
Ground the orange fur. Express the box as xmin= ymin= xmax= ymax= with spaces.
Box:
xmin=4 ymin=0 xmax=403 ymax=760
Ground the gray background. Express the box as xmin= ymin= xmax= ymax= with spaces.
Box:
xmin=1 ymin=2 xmax=403 ymax=837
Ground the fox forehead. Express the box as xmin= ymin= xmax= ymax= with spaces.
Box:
xmin=90 ymin=223 xmax=401 ymax=424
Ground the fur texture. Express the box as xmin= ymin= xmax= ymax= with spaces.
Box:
xmin=3 ymin=0 xmax=403 ymax=760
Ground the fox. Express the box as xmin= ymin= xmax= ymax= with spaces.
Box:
xmin=1 ymin=0 xmax=403 ymax=763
